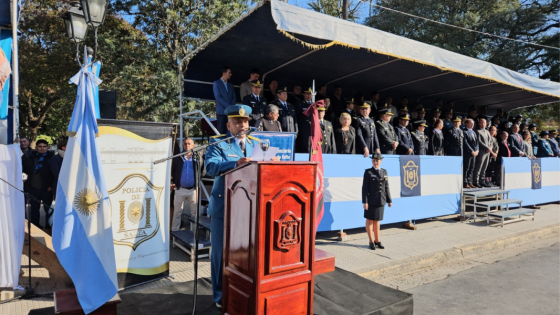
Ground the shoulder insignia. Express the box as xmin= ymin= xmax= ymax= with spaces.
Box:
xmin=247 ymin=135 xmax=260 ymax=141
xmin=353 ymin=117 xmax=357 ymax=119
xmin=211 ymin=134 xmax=226 ymax=138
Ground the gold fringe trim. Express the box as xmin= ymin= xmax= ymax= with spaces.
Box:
xmin=277 ymin=29 xmax=559 ymax=99
xmin=66 ymin=131 xmax=77 ymax=137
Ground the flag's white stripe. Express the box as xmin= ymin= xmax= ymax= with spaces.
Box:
xmin=421 ymin=174 xmax=463 ymax=196
xmin=504 ymin=171 xmax=560 ymax=190
xmin=58 ymin=136 xmax=117 ymax=288
xmin=543 ymin=171 xmax=560 ymax=187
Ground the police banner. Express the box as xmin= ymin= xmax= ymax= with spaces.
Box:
xmin=97 ymin=120 xmax=175 ymax=289
xmin=400 ymin=155 xmax=421 ymax=197
xmin=251 ymin=131 xmax=296 ymax=161
xmin=531 ymin=158 xmax=542 ymax=190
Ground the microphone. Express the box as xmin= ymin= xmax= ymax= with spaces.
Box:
xmin=236 ymin=127 xmax=257 ymax=137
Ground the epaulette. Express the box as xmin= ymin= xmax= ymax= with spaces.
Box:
xmin=353 ymin=117 xmax=357 ymax=119
xmin=247 ymin=135 xmax=260 ymax=141
xmin=211 ymin=134 xmax=226 ymax=138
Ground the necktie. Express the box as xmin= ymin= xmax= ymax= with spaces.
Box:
xmin=239 ymin=140 xmax=245 ymax=156
xmin=516 ymin=133 xmax=521 ymax=142
xmin=504 ymin=141 xmax=511 ymax=157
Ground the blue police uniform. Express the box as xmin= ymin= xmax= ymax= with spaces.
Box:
xmin=536 ymin=139 xmax=553 ymax=157
xmin=548 ymin=137 xmax=560 ymax=157
xmin=204 ymin=105 xmax=258 ymax=304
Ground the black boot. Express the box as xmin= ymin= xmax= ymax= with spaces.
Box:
xmin=374 ymin=241 xmax=384 ymax=249
xmin=369 ymin=242 xmax=376 ymax=250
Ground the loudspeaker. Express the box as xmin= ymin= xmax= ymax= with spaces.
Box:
xmin=99 ymin=90 xmax=117 ymax=119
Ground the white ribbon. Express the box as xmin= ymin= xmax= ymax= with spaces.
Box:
xmin=69 ymin=67 xmax=102 ymax=87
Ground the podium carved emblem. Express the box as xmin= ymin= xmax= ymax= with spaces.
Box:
xmin=275 ymin=211 xmax=302 ymax=250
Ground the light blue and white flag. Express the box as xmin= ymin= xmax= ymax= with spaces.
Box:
xmin=52 ymin=67 xmax=117 ymax=314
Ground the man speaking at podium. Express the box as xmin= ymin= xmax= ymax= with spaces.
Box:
xmin=205 ymin=104 xmax=260 ymax=309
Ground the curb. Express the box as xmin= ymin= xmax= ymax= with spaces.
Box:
xmin=356 ymin=223 xmax=560 ymax=279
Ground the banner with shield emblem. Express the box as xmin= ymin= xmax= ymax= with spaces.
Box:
xmin=531 ymin=158 xmax=542 ymax=190
xmin=400 ymin=156 xmax=421 ymax=197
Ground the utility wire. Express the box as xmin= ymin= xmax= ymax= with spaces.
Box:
xmin=364 ymin=1 xmax=560 ymax=51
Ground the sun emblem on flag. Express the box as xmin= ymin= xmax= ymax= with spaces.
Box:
xmin=73 ymin=188 xmax=101 ymax=216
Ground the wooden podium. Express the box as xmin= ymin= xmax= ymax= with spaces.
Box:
xmin=222 ymin=161 xmax=332 ymax=315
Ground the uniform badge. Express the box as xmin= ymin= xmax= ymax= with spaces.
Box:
xmin=227 ymin=154 xmax=238 ymax=157
xmin=239 ymin=108 xmax=245 ymax=116
xmin=403 ymin=160 xmax=419 ymax=190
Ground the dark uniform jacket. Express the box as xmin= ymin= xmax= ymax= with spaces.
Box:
xmin=22 ymin=150 xmax=55 ymax=191
xmin=354 ymin=116 xmax=380 ymax=155
xmin=242 ymin=94 xmax=268 ymax=126
xmin=412 ymin=130 xmax=428 ymax=155
xmin=362 ymin=167 xmax=392 ymax=207
xmin=320 ymin=119 xmax=336 ymax=154
xmin=548 ymin=138 xmax=560 ymax=156
xmin=429 ymin=130 xmax=444 ymax=156
xmin=536 ymin=139 xmax=553 ymax=157
xmin=463 ymin=129 xmax=479 ymax=156
xmin=271 ymin=100 xmax=298 ymax=135
xmin=375 ymin=119 xmax=398 ymax=154
xmin=296 ymin=100 xmax=314 ymax=153
xmin=396 ymin=125 xmax=414 ymax=155
xmin=444 ymin=128 xmax=464 ymax=156
xmin=507 ymin=133 xmax=525 ymax=157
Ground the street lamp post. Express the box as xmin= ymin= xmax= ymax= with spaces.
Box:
xmin=62 ymin=0 xmax=107 ymax=67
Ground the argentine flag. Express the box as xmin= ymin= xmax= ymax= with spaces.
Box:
xmin=52 ymin=67 xmax=117 ymax=314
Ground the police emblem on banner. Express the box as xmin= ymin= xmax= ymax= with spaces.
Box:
xmin=108 ymin=174 xmax=164 ymax=250
xmin=531 ymin=159 xmax=542 ymax=190
xmin=400 ymin=156 xmax=421 ymax=197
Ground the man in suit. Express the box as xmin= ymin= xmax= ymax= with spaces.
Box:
xmin=170 ymin=138 xmax=205 ymax=231
xmin=354 ymin=103 xmax=380 ymax=157
xmin=205 ymin=105 xmax=278 ymax=309
xmin=444 ymin=116 xmax=464 ymax=156
xmin=318 ymin=104 xmax=336 ymax=153
xmin=271 ymin=87 xmax=298 ymax=135
xmin=330 ymin=85 xmax=345 ymax=117
xmin=463 ymin=118 xmax=479 ymax=188
xmin=508 ymin=123 xmax=526 ymax=157
xmin=375 ymin=108 xmax=399 ymax=154
xmin=474 ymin=118 xmax=493 ymax=188
xmin=288 ymin=84 xmax=304 ymax=106
xmin=467 ymin=105 xmax=479 ymax=127
xmin=396 ymin=114 xmax=414 ymax=155
xmin=242 ymin=80 xmax=267 ymax=126
xmin=264 ymin=79 xmax=278 ymax=103
xmin=411 ymin=119 xmax=428 ymax=155
xmin=239 ymin=68 xmax=260 ymax=100
xmin=367 ymin=90 xmax=380 ymax=119
xmin=212 ymin=67 xmax=236 ymax=134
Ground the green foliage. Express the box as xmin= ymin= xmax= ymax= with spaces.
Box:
xmin=510 ymin=103 xmax=559 ymax=131
xmin=35 ymin=134 xmax=55 ymax=146
xmin=307 ymin=0 xmax=363 ymax=21
xmin=365 ymin=0 xmax=559 ymax=81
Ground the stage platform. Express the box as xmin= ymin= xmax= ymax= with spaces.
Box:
xmin=29 ymin=268 xmax=413 ymax=315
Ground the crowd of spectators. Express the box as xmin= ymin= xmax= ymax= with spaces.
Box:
xmin=215 ymin=67 xmax=560 ymax=188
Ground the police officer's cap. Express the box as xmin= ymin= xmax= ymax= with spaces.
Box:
xmin=399 ymin=114 xmax=410 ymax=121
xmin=359 ymin=102 xmax=371 ymax=108
xmin=346 ymin=98 xmax=355 ymax=104
xmin=317 ymin=104 xmax=326 ymax=111
xmin=433 ymin=108 xmax=441 ymax=113
xmin=445 ymin=109 xmax=454 ymax=114
xmin=276 ymin=87 xmax=288 ymax=94
xmin=303 ymin=87 xmax=313 ymax=94
xmin=540 ymin=130 xmax=549 ymax=137
xmin=416 ymin=108 xmax=426 ymax=113
xmin=550 ymin=129 xmax=558 ymax=134
xmin=529 ymin=123 xmax=537 ymax=128
xmin=251 ymin=80 xmax=263 ymax=88
xmin=225 ymin=104 xmax=252 ymax=120
xmin=452 ymin=116 xmax=462 ymax=122
xmin=399 ymin=106 xmax=408 ymax=112
xmin=414 ymin=119 xmax=428 ymax=127
xmin=482 ymin=105 xmax=489 ymax=110
xmin=515 ymin=114 xmax=524 ymax=119
xmin=370 ymin=152 xmax=384 ymax=160
xmin=378 ymin=108 xmax=393 ymax=116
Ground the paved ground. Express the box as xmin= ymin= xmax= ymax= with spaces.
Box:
xmin=408 ymin=242 xmax=560 ymax=315
xmin=1 ymin=203 xmax=558 ymax=315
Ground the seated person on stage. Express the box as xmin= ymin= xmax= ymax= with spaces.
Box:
xmin=255 ymin=105 xmax=282 ymax=132
xmin=270 ymin=87 xmax=298 ymax=135
xmin=536 ymin=131 xmax=553 ymax=157
xmin=335 ymin=112 xmax=356 ymax=154
xmin=239 ymin=68 xmax=260 ymax=100
xmin=411 ymin=119 xmax=429 ymax=155
xmin=205 ymin=104 xmax=279 ymax=309
xmin=170 ymin=138 xmax=204 ymax=231
xmin=548 ymin=129 xmax=560 ymax=157
xmin=444 ymin=116 xmax=464 ymax=156
xmin=428 ymin=119 xmax=445 ymax=156
xmin=362 ymin=152 xmax=392 ymax=250
xmin=242 ymin=80 xmax=267 ymax=126
xmin=395 ymin=114 xmax=414 ymax=155
xmin=354 ymin=102 xmax=380 ymax=158
xmin=375 ymin=108 xmax=399 ymax=155
xmin=318 ymin=103 xmax=336 ymax=154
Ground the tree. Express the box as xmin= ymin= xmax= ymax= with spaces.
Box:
xmin=365 ymin=0 xmax=559 ymax=81
xmin=308 ymin=0 xmax=363 ymax=21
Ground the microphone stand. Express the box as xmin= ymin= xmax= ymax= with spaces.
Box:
xmin=153 ymin=128 xmax=255 ymax=314
xmin=0 ymin=177 xmax=54 ymax=303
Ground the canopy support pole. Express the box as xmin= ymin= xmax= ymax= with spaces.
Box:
xmin=325 ymin=59 xmax=400 ymax=87
xmin=485 ymin=95 xmax=551 ymax=108
xmin=378 ymin=72 xmax=452 ymax=92
xmin=417 ymin=83 xmax=499 ymax=101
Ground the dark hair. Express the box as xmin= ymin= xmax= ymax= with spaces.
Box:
xmin=371 ymin=90 xmax=379 ymax=97
xmin=250 ymin=68 xmax=260 ymax=75
xmin=57 ymin=137 xmax=68 ymax=149
xmin=334 ymin=85 xmax=342 ymax=90
xmin=36 ymin=139 xmax=49 ymax=146
xmin=220 ymin=67 xmax=230 ymax=75
xmin=319 ymin=85 xmax=326 ymax=89
xmin=434 ymin=119 xmax=443 ymax=127
xmin=20 ymin=137 xmax=29 ymax=141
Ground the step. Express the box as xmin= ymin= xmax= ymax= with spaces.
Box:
xmin=314 ymin=248 xmax=336 ymax=275
xmin=464 ymin=189 xmax=510 ymax=197
xmin=475 ymin=199 xmax=522 ymax=207
xmin=188 ymin=215 xmax=212 ymax=231
xmin=488 ymin=208 xmax=536 ymax=218
xmin=171 ymin=230 xmax=212 ymax=249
